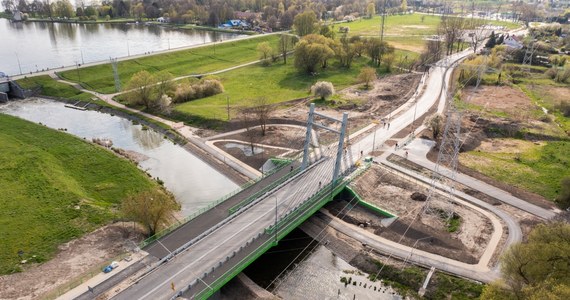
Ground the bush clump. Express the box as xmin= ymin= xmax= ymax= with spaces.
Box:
xmin=174 ymin=77 xmax=224 ymax=103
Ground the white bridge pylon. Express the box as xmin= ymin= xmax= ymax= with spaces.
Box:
xmin=301 ymin=103 xmax=349 ymax=184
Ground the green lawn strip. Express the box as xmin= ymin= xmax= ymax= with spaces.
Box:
xmin=174 ymin=57 xmax=371 ymax=122
xmin=0 ymin=114 xmax=158 ymax=274
xmin=16 ymin=76 xmax=94 ymax=102
xmin=343 ymin=14 xmax=442 ymax=37
xmin=425 ymin=272 xmax=483 ymax=300
xmin=461 ymin=141 xmax=570 ymax=201
xmin=58 ymin=35 xmax=281 ymax=94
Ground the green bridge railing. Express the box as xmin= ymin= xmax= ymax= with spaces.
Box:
xmin=139 ymin=158 xmax=295 ymax=249
xmin=190 ymin=163 xmax=372 ymax=300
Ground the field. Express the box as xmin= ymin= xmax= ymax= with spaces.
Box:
xmin=457 ymin=65 xmax=570 ymax=202
xmin=173 ymin=49 xmax=418 ymax=122
xmin=0 ymin=114 xmax=158 ymax=275
xmin=343 ymin=14 xmax=520 ymax=53
xmin=58 ymin=35 xmax=281 ymax=94
xmin=17 ymin=75 xmax=94 ymax=102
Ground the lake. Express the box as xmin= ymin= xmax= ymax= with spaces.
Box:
xmin=0 ymin=19 xmax=244 ymax=76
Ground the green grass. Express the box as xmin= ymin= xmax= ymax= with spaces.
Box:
xmin=343 ymin=14 xmax=442 ymax=38
xmin=0 ymin=114 xmax=158 ymax=274
xmin=174 ymin=57 xmax=373 ymax=123
xmin=58 ymin=35 xmax=281 ymax=94
xmin=426 ymin=272 xmax=483 ymax=300
xmin=16 ymin=76 xmax=93 ymax=102
xmin=461 ymin=141 xmax=570 ymax=201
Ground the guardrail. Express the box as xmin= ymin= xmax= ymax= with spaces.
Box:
xmin=170 ymin=163 xmax=371 ymax=299
xmin=138 ymin=160 xmax=295 ymax=248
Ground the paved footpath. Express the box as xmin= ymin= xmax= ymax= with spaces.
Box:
xmin=394 ymin=139 xmax=558 ymax=220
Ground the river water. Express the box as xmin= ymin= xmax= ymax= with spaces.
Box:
xmin=0 ymin=19 xmax=243 ymax=76
xmin=0 ymin=98 xmax=239 ymax=216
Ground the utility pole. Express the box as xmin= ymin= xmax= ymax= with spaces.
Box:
xmin=380 ymin=0 xmax=387 ymax=43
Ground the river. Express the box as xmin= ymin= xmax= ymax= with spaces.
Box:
xmin=0 ymin=18 xmax=243 ymax=76
xmin=0 ymin=98 xmax=239 ymax=216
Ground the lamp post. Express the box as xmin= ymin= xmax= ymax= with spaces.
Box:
xmin=75 ymin=61 xmax=81 ymax=83
xmin=372 ymin=120 xmax=380 ymax=151
xmin=15 ymin=52 xmax=22 ymax=75
xmin=272 ymin=195 xmax=278 ymax=245
xmin=127 ymin=39 xmax=130 ymax=56
xmin=403 ymin=236 xmax=432 ymax=266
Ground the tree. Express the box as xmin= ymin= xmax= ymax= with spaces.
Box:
xmin=365 ymin=37 xmax=394 ymax=67
xmin=294 ymin=34 xmax=335 ymax=74
xmin=125 ymin=70 xmax=157 ymax=109
xmin=358 ymin=67 xmax=376 ymax=89
xmin=366 ymin=2 xmax=375 ymax=18
xmin=467 ymin=18 xmax=488 ymax=53
xmin=249 ymin=97 xmax=274 ymax=136
xmin=154 ymin=70 xmax=174 ymax=100
xmin=311 ymin=81 xmax=334 ymax=100
xmin=319 ymin=25 xmax=335 ymax=39
xmin=256 ymin=41 xmax=273 ymax=60
xmin=293 ymin=10 xmax=317 ymax=36
xmin=425 ymin=113 xmax=443 ymax=139
xmin=121 ymin=189 xmax=180 ymax=236
xmin=439 ymin=16 xmax=466 ymax=55
xmin=278 ymin=34 xmax=296 ymax=64
xmin=401 ymin=0 xmax=408 ymax=13
xmin=556 ymin=177 xmax=570 ymax=209
xmin=481 ymin=222 xmax=570 ymax=300
xmin=485 ymin=31 xmax=497 ymax=49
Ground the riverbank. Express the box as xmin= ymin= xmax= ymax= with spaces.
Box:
xmin=0 ymin=113 xmax=160 ymax=276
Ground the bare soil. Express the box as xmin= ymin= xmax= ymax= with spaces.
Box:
xmin=343 ymin=165 xmax=493 ymax=264
xmin=0 ymin=223 xmax=144 ymax=300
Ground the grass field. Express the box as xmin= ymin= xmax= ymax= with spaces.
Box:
xmin=342 ymin=13 xmax=520 ymax=53
xmin=58 ymin=35 xmax=281 ymax=94
xmin=0 ymin=114 xmax=158 ymax=274
xmin=459 ymin=64 xmax=570 ymax=202
xmin=172 ymin=49 xmax=419 ymax=123
xmin=17 ymin=75 xmax=94 ymax=102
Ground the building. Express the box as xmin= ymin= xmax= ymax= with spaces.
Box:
xmin=503 ymin=34 xmax=523 ymax=49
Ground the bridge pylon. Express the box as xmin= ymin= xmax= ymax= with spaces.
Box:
xmin=301 ymin=103 xmax=349 ymax=184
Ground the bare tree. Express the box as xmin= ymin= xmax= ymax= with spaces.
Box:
xmin=239 ymin=107 xmax=259 ymax=154
xmin=249 ymin=97 xmax=274 ymax=136
xmin=466 ymin=18 xmax=488 ymax=53
xmin=439 ymin=16 xmax=467 ymax=56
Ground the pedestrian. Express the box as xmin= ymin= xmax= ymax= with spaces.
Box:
xmin=290 ymin=165 xmax=293 ymax=172
xmin=405 ymin=151 xmax=408 ymax=158
xmin=319 ymin=181 xmax=322 ymax=188
xmin=360 ymin=150 xmax=363 ymax=157
xmin=395 ymin=142 xmax=398 ymax=150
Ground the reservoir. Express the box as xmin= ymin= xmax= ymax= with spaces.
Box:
xmin=0 ymin=98 xmax=239 ymax=216
xmin=0 ymin=19 xmax=244 ymax=76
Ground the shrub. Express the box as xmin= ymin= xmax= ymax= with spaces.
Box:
xmin=173 ymin=79 xmax=224 ymax=103
xmin=311 ymin=81 xmax=335 ymax=100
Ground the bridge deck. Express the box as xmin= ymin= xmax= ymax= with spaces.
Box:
xmin=144 ymin=161 xmax=299 ymax=259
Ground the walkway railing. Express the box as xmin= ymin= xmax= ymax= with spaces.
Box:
xmin=139 ymin=159 xmax=294 ymax=248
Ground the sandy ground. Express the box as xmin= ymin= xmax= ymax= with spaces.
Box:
xmin=0 ymin=223 xmax=144 ymax=300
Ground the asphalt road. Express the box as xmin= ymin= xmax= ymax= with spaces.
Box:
xmin=112 ymin=150 xmax=350 ymax=299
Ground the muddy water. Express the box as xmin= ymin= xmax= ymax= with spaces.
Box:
xmin=0 ymin=98 xmax=238 ymax=216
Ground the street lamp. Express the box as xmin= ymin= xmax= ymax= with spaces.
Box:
xmin=372 ymin=120 xmax=380 ymax=151
xmin=127 ymin=39 xmax=130 ymax=56
xmin=272 ymin=195 xmax=278 ymax=245
xmin=15 ymin=52 xmax=22 ymax=75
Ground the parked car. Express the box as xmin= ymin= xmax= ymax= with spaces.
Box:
xmin=102 ymin=261 xmax=119 ymax=273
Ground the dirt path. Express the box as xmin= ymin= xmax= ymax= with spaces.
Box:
xmin=0 ymin=223 xmax=144 ymax=300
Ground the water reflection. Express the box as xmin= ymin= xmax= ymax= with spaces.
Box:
xmin=0 ymin=19 xmax=244 ymax=75
xmin=0 ymin=98 xmax=239 ymax=216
